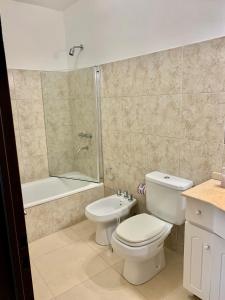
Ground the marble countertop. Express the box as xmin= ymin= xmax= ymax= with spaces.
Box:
xmin=182 ymin=179 xmax=225 ymax=212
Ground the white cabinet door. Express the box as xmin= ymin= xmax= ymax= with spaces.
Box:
xmin=183 ymin=222 xmax=213 ymax=300
xmin=210 ymin=235 xmax=225 ymax=300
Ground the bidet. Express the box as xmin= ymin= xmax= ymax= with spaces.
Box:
xmin=85 ymin=194 xmax=137 ymax=245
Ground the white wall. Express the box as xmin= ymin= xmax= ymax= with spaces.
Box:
xmin=64 ymin=0 xmax=225 ymax=69
xmin=0 ymin=0 xmax=68 ymax=70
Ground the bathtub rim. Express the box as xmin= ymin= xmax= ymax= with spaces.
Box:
xmin=22 ymin=178 xmax=104 ymax=209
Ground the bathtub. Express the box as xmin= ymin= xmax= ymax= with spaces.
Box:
xmin=23 ymin=176 xmax=104 ymax=242
xmin=22 ymin=176 xmax=103 ymax=209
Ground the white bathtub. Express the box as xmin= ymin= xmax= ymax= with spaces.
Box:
xmin=22 ymin=176 xmax=103 ymax=209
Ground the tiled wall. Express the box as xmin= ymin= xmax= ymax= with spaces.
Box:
xmin=101 ymin=37 xmax=225 ymax=199
xmin=8 ymin=70 xmax=49 ymax=183
xmin=100 ymin=37 xmax=225 ymax=251
xmin=42 ymin=71 xmax=75 ymax=175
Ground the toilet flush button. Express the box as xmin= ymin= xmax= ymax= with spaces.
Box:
xmin=164 ymin=176 xmax=170 ymax=179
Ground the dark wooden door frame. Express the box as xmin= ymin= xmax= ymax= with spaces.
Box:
xmin=0 ymin=18 xmax=34 ymax=299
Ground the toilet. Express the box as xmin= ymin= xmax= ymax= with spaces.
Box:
xmin=111 ymin=171 xmax=193 ymax=285
xmin=85 ymin=194 xmax=136 ymax=246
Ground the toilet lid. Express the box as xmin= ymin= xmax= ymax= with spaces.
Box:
xmin=116 ymin=213 xmax=167 ymax=244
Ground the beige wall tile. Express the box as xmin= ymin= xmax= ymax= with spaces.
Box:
xmin=150 ymin=94 xmax=183 ymax=138
xmin=130 ymin=133 xmax=148 ymax=169
xmin=123 ymin=96 xmax=153 ymax=134
xmin=48 ymin=150 xmax=74 ymax=175
xmin=146 ymin=135 xmax=180 ymax=175
xmin=101 ymin=47 xmax=182 ymax=98
xmin=141 ymin=47 xmax=182 ymax=95
xmin=44 ymin=98 xmax=72 ymax=127
xmin=41 ymin=71 xmax=69 ymax=100
xmin=23 ymin=155 xmax=49 ymax=182
xmin=68 ymin=68 xmax=95 ymax=98
xmin=13 ymin=70 xmax=42 ymax=100
xmin=182 ymin=93 xmax=225 ymax=143
xmin=101 ymin=97 xmax=123 ymax=132
xmin=17 ymin=99 xmax=45 ymax=130
xmin=46 ymin=124 xmax=73 ymax=153
xmin=8 ymin=69 xmax=49 ymax=183
xmin=183 ymin=37 xmax=225 ymax=93
xmin=101 ymin=58 xmax=136 ymax=98
xmin=20 ymin=128 xmax=47 ymax=159
xmin=179 ymin=139 xmax=223 ymax=184
xmin=102 ymin=131 xmax=131 ymax=165
xmin=25 ymin=185 xmax=104 ymax=242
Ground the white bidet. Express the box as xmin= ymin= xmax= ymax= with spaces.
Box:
xmin=85 ymin=194 xmax=136 ymax=245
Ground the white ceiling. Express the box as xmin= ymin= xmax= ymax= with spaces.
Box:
xmin=14 ymin=0 xmax=79 ymax=11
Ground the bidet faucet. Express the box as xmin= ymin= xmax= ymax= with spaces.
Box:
xmin=124 ymin=191 xmax=129 ymax=198
xmin=128 ymin=194 xmax=133 ymax=201
xmin=117 ymin=189 xmax=122 ymax=196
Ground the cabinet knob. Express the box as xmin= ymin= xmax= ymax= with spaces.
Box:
xmin=195 ymin=210 xmax=202 ymax=215
xmin=204 ymin=244 xmax=210 ymax=250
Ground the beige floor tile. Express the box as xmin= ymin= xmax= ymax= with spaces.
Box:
xmin=30 ymin=224 xmax=196 ymax=300
xmin=70 ymin=219 xmax=122 ymax=265
xmin=69 ymin=219 xmax=96 ymax=237
xmin=135 ymin=251 xmax=185 ymax=300
xmin=33 ymin=241 xmax=109 ymax=296
xmin=55 ymin=267 xmax=147 ymax=300
xmin=99 ymin=247 xmax=122 ymax=266
xmin=29 ymin=227 xmax=81 ymax=260
xmin=112 ymin=260 xmax=124 ymax=275
xmin=69 ymin=219 xmax=99 ymax=249
xmin=31 ymin=264 xmax=54 ymax=300
xmin=163 ymin=286 xmax=200 ymax=300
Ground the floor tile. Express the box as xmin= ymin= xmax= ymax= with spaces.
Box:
xmin=31 ymin=264 xmax=54 ymax=300
xmin=112 ymin=260 xmax=124 ymax=275
xmin=55 ymin=267 xmax=147 ymax=300
xmin=69 ymin=219 xmax=96 ymax=238
xmin=163 ymin=286 xmax=200 ymax=300
xmin=33 ymin=241 xmax=109 ymax=296
xmin=30 ymin=222 xmax=198 ymax=300
xmin=99 ymin=247 xmax=122 ymax=266
xmin=135 ymin=250 xmax=186 ymax=300
xmin=29 ymin=227 xmax=81 ymax=260
xmin=69 ymin=219 xmax=100 ymax=250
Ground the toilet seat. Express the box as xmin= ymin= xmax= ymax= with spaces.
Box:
xmin=115 ymin=213 xmax=172 ymax=247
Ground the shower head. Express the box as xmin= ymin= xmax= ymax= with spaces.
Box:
xmin=69 ymin=44 xmax=84 ymax=56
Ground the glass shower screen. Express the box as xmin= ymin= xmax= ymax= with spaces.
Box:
xmin=41 ymin=66 xmax=102 ymax=183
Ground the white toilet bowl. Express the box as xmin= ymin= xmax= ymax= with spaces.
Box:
xmin=111 ymin=171 xmax=193 ymax=285
xmin=111 ymin=213 xmax=172 ymax=285
xmin=85 ymin=194 xmax=136 ymax=246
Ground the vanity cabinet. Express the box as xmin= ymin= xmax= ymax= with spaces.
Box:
xmin=183 ymin=196 xmax=225 ymax=300
xmin=183 ymin=222 xmax=213 ymax=300
xmin=210 ymin=236 xmax=225 ymax=300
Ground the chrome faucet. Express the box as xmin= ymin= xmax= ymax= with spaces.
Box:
xmin=117 ymin=189 xmax=122 ymax=196
xmin=124 ymin=191 xmax=129 ymax=198
xmin=128 ymin=194 xmax=133 ymax=201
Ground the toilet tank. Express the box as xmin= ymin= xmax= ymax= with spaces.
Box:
xmin=146 ymin=171 xmax=193 ymax=225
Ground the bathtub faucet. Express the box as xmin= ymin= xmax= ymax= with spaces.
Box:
xmin=75 ymin=145 xmax=89 ymax=155
xmin=78 ymin=132 xmax=92 ymax=139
